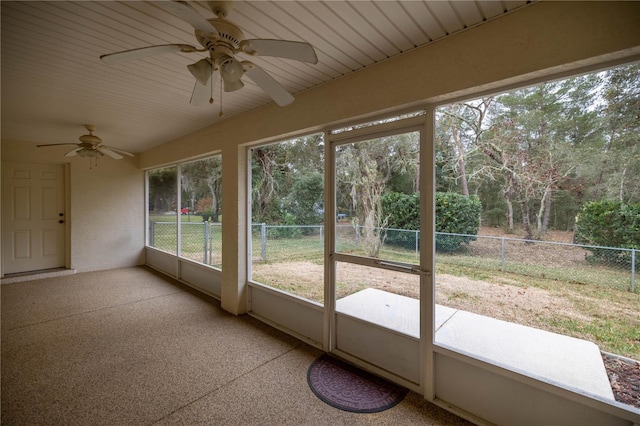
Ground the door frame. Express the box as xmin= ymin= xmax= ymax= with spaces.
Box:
xmin=324 ymin=112 xmax=435 ymax=394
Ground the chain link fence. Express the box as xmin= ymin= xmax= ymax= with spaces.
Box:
xmin=438 ymin=232 xmax=637 ymax=293
xmin=148 ymin=220 xmax=636 ymax=291
xmin=149 ymin=220 xmax=222 ymax=268
xmin=250 ymin=224 xmax=638 ymax=292
xmin=251 ymin=224 xmax=324 ymax=264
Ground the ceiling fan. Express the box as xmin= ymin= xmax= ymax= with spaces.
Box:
xmin=37 ymin=125 xmax=134 ymax=165
xmin=100 ymin=0 xmax=318 ymax=108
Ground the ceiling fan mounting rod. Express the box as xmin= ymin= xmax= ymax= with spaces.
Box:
xmin=208 ymin=1 xmax=233 ymax=18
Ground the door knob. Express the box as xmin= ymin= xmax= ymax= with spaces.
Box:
xmin=59 ymin=220 xmax=64 ymax=224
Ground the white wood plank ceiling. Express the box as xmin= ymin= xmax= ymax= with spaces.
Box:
xmin=1 ymin=1 xmax=530 ymax=154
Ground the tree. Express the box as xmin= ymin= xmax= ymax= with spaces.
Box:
xmin=181 ymin=156 xmax=222 ymax=220
xmin=251 ymin=144 xmax=287 ymax=224
xmin=285 ymin=172 xmax=323 ymax=227
xmin=148 ymin=167 xmax=177 ymax=212
xmin=251 ymin=134 xmax=324 ymax=225
xmin=436 ymin=99 xmax=495 ymax=196
xmin=434 ymin=65 xmax=640 ymax=236
xmin=335 ymin=131 xmax=419 ymax=257
xmin=336 ymin=140 xmax=390 ymax=257
xmin=591 ymin=63 xmax=640 ymax=203
xmin=476 ymin=76 xmax=600 ymax=239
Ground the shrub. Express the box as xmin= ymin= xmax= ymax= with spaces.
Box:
xmin=381 ymin=191 xmax=482 ymax=252
xmin=201 ymin=210 xmax=212 ymax=222
xmin=435 ymin=192 xmax=482 ymax=252
xmin=266 ymin=214 xmax=302 ymax=239
xmin=381 ymin=192 xmax=420 ymax=249
xmin=575 ymin=201 xmax=640 ymax=268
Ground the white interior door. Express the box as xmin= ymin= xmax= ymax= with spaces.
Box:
xmin=2 ymin=161 xmax=66 ymax=275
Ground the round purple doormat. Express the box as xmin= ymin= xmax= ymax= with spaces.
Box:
xmin=307 ymin=354 xmax=408 ymax=413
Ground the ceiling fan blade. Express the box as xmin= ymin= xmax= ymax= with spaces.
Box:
xmin=243 ymin=39 xmax=318 ymax=64
xmin=100 ymin=44 xmax=199 ymax=64
xmin=100 ymin=147 xmax=124 ymax=160
xmin=190 ymin=70 xmax=217 ymax=106
xmin=36 ymin=143 xmax=79 ymax=147
xmin=243 ymin=62 xmax=294 ymax=107
xmin=102 ymin=145 xmax=134 ymax=157
xmin=64 ymin=147 xmax=82 ymax=157
xmin=159 ymin=1 xmax=219 ymax=36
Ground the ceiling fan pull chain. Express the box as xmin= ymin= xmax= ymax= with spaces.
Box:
xmin=219 ymin=74 xmax=224 ymax=118
xmin=209 ymin=64 xmax=214 ymax=105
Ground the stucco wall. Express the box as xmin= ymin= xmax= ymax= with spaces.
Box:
xmin=1 ymin=140 xmax=145 ymax=273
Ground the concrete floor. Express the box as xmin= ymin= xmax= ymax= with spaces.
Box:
xmin=1 ymin=266 xmax=471 ymax=425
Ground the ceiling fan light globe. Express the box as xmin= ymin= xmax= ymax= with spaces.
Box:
xmin=220 ymin=57 xmax=245 ymax=92
xmin=188 ymin=58 xmax=212 ymax=86
xmin=77 ymin=148 xmax=101 ymax=158
xmin=223 ymin=79 xmax=244 ymax=92
xmin=220 ymin=57 xmax=244 ymax=80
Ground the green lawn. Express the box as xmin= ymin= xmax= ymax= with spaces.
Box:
xmin=149 ymin=215 xmax=221 ymax=266
xmin=147 ymin=224 xmax=639 ymax=359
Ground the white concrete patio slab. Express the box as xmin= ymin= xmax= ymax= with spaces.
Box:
xmin=436 ymin=309 xmax=615 ymax=400
xmin=336 ymin=288 xmax=615 ymax=401
xmin=335 ymin=288 xmax=458 ymax=338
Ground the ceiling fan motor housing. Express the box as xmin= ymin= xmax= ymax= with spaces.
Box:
xmin=78 ymin=134 xmax=102 ymax=145
xmin=196 ymin=17 xmax=247 ymax=69
xmin=197 ymin=19 xmax=245 ymax=50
